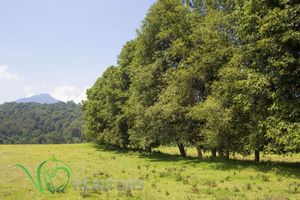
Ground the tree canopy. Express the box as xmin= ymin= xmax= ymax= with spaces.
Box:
xmin=83 ymin=0 xmax=300 ymax=161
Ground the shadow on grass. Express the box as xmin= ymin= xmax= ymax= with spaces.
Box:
xmin=93 ymin=144 xmax=300 ymax=179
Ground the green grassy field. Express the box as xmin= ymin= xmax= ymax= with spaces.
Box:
xmin=0 ymin=144 xmax=299 ymax=200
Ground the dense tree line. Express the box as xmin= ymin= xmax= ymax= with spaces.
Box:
xmin=0 ymin=102 xmax=84 ymax=144
xmin=83 ymin=0 xmax=299 ymax=161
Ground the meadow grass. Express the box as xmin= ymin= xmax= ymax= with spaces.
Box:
xmin=0 ymin=143 xmax=299 ymax=200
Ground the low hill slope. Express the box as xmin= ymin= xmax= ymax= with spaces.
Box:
xmin=0 ymin=102 xmax=83 ymax=144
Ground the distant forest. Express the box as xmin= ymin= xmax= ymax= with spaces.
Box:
xmin=0 ymin=102 xmax=84 ymax=144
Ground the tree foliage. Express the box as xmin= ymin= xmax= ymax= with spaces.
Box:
xmin=83 ymin=0 xmax=300 ymax=161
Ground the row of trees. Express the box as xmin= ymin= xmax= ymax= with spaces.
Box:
xmin=83 ymin=0 xmax=299 ymax=161
xmin=0 ymin=102 xmax=84 ymax=144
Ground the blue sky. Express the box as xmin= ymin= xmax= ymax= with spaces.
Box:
xmin=0 ymin=0 xmax=156 ymax=103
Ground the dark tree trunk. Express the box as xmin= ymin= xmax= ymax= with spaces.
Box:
xmin=211 ymin=149 xmax=217 ymax=158
xmin=196 ymin=146 xmax=203 ymax=158
xmin=177 ymin=143 xmax=186 ymax=157
xmin=122 ymin=143 xmax=128 ymax=149
xmin=254 ymin=150 xmax=260 ymax=162
xmin=217 ymin=148 xmax=224 ymax=158
xmin=145 ymin=146 xmax=152 ymax=153
xmin=225 ymin=149 xmax=230 ymax=160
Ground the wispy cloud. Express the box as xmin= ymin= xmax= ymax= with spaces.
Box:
xmin=0 ymin=65 xmax=19 ymax=81
xmin=51 ymin=85 xmax=87 ymax=103
xmin=23 ymin=85 xmax=47 ymax=97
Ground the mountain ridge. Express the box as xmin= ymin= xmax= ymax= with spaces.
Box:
xmin=15 ymin=93 xmax=61 ymax=104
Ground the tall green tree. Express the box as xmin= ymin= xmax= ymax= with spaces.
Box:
xmin=84 ymin=66 xmax=130 ymax=148
xmin=234 ymin=0 xmax=300 ymax=155
xmin=125 ymin=0 xmax=194 ymax=153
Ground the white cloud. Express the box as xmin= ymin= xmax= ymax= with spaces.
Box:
xmin=23 ymin=85 xmax=50 ymax=98
xmin=0 ymin=65 xmax=19 ymax=81
xmin=51 ymin=85 xmax=87 ymax=103
xmin=22 ymin=84 xmax=88 ymax=103
xmin=24 ymin=86 xmax=45 ymax=97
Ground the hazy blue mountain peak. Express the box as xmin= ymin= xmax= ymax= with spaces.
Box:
xmin=15 ymin=93 xmax=61 ymax=104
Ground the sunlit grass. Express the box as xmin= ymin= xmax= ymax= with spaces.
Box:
xmin=0 ymin=143 xmax=299 ymax=200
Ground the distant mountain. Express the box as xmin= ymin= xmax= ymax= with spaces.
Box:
xmin=15 ymin=94 xmax=61 ymax=104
